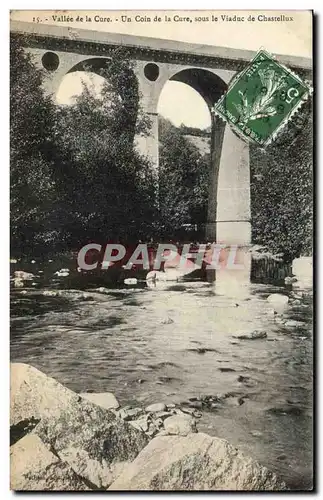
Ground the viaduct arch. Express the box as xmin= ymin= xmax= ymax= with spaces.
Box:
xmin=11 ymin=21 xmax=312 ymax=251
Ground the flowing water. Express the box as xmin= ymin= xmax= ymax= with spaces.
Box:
xmin=10 ymin=269 xmax=313 ymax=490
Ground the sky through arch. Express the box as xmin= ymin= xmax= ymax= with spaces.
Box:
xmin=157 ymin=81 xmax=211 ymax=129
xmin=56 ymin=72 xmax=211 ymax=130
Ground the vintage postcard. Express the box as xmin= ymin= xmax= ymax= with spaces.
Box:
xmin=10 ymin=10 xmax=313 ymax=491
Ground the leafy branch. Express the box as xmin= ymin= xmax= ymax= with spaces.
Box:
xmin=234 ymin=67 xmax=287 ymax=123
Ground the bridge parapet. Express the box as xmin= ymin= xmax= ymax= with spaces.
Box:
xmin=10 ymin=20 xmax=312 ymax=73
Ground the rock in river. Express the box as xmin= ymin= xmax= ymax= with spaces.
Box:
xmin=14 ymin=270 xmax=34 ymax=280
xmin=161 ymin=317 xmax=174 ymax=325
xmin=118 ymin=407 xmax=144 ymax=421
xmin=284 ymin=320 xmax=306 ymax=328
xmin=79 ymin=392 xmax=120 ymax=410
xmin=232 ymin=330 xmax=267 ymax=340
xmin=267 ymin=294 xmax=289 ymax=310
xmin=43 ymin=290 xmax=58 ymax=297
xmin=163 ymin=415 xmax=197 ymax=436
xmin=13 ymin=278 xmax=24 ymax=288
xmin=284 ymin=276 xmax=298 ymax=285
xmin=109 ymin=433 xmax=287 ymax=491
xmin=145 ymin=403 xmax=167 ymax=413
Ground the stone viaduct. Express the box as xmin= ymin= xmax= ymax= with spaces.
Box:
xmin=11 ymin=21 xmax=312 ymax=250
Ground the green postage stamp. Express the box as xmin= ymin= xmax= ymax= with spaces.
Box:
xmin=214 ymin=49 xmax=312 ymax=146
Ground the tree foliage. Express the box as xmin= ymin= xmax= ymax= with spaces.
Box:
xmin=10 ymin=38 xmax=156 ymax=255
xmin=250 ymin=100 xmax=313 ymax=261
xmin=10 ymin=35 xmax=57 ymax=254
xmin=157 ymin=117 xmax=210 ymax=239
xmin=178 ymin=124 xmax=211 ymax=137
xmin=52 ymin=62 xmax=156 ymax=246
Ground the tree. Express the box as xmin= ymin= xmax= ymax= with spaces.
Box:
xmin=11 ymin=39 xmax=157 ymax=256
xmin=158 ymin=117 xmax=210 ymax=239
xmin=52 ymin=56 xmax=156 ymax=247
xmin=10 ymin=35 xmax=58 ymax=256
xmin=250 ymin=100 xmax=313 ymax=261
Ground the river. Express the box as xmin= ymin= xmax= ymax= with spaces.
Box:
xmin=10 ymin=269 xmax=313 ymax=490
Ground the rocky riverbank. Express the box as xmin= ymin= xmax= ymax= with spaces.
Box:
xmin=10 ymin=363 xmax=287 ymax=491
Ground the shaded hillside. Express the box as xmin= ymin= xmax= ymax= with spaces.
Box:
xmin=157 ymin=117 xmax=210 ymax=239
xmin=183 ymin=134 xmax=211 ymax=156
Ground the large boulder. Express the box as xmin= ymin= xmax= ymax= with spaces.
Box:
xmin=10 ymin=434 xmax=89 ymax=491
xmin=109 ymin=433 xmax=287 ymax=491
xmin=266 ymin=294 xmax=289 ymax=313
xmin=35 ymin=399 xmax=148 ymax=488
xmin=10 ymin=363 xmax=149 ymax=489
xmin=11 ymin=363 xmax=78 ymax=427
xmin=292 ymin=257 xmax=312 ymax=287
